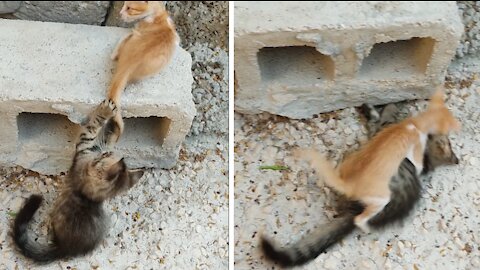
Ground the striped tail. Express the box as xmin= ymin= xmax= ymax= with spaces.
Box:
xmin=261 ymin=215 xmax=356 ymax=267
xmin=13 ymin=195 xmax=63 ymax=263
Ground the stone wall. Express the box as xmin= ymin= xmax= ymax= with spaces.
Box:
xmin=0 ymin=1 xmax=228 ymax=50
xmin=456 ymin=1 xmax=480 ymax=57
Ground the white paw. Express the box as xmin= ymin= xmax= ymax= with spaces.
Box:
xmin=355 ymin=218 xmax=371 ymax=234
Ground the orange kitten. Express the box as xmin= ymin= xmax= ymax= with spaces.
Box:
xmin=295 ymin=88 xmax=460 ymax=233
xmin=108 ymin=1 xmax=179 ymax=104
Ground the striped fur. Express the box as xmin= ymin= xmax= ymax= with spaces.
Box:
xmin=13 ymin=99 xmax=144 ymax=263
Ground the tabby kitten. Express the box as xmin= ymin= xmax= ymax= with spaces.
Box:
xmin=261 ymin=102 xmax=459 ymax=268
xmin=13 ymin=99 xmax=144 ymax=263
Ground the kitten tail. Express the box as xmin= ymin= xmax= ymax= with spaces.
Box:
xmin=107 ymin=66 xmax=134 ymax=104
xmin=261 ymin=215 xmax=356 ymax=267
xmin=294 ymin=148 xmax=349 ymax=195
xmin=13 ymin=195 xmax=62 ymax=263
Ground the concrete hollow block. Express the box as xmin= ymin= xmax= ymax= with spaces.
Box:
xmin=234 ymin=1 xmax=464 ymax=119
xmin=0 ymin=19 xmax=195 ymax=175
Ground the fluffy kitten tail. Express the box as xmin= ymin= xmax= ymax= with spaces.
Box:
xmin=296 ymin=149 xmax=349 ymax=195
xmin=13 ymin=195 xmax=63 ymax=263
xmin=261 ymin=215 xmax=355 ymax=267
xmin=107 ymin=66 xmax=132 ymax=104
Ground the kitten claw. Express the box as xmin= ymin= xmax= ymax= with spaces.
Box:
xmin=97 ymin=99 xmax=117 ymax=118
xmin=107 ymin=99 xmax=118 ymax=115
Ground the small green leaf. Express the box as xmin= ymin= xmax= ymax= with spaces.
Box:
xmin=259 ymin=165 xmax=290 ymax=171
xmin=7 ymin=211 xmax=17 ymax=217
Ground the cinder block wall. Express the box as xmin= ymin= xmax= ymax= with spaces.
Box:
xmin=234 ymin=1 xmax=464 ymax=119
xmin=0 ymin=1 xmax=228 ymax=50
xmin=0 ymin=19 xmax=195 ymax=175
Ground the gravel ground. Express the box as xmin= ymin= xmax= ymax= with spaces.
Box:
xmin=0 ymin=1 xmax=229 ymax=269
xmin=1 ymin=134 xmax=228 ymax=270
xmin=234 ymin=55 xmax=480 ymax=269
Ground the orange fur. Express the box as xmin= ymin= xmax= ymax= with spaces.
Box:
xmin=295 ymin=88 xmax=460 ymax=232
xmin=107 ymin=1 xmax=179 ymax=104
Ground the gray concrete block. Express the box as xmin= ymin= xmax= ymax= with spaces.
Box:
xmin=14 ymin=1 xmax=110 ymax=25
xmin=0 ymin=19 xmax=195 ymax=175
xmin=0 ymin=1 xmax=21 ymax=13
xmin=234 ymin=1 xmax=463 ymax=119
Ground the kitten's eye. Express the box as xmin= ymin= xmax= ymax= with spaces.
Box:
xmin=126 ymin=7 xmax=130 ymax=10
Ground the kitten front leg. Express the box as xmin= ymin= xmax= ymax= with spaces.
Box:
xmin=111 ymin=33 xmax=132 ymax=61
xmin=76 ymin=99 xmax=117 ymax=152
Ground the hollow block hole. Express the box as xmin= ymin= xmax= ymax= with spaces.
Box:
xmin=359 ymin=37 xmax=436 ymax=79
xmin=257 ymin=46 xmax=335 ymax=85
xmin=118 ymin=117 xmax=171 ymax=147
xmin=17 ymin=114 xmax=171 ymax=151
xmin=17 ymin=113 xmax=79 ymax=147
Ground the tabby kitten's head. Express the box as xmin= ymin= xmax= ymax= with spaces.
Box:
xmin=71 ymin=152 xmax=144 ymax=202
xmin=423 ymin=134 xmax=459 ymax=173
xmin=120 ymin=1 xmax=166 ymax=22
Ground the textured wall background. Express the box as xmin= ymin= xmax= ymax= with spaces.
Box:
xmin=0 ymin=1 xmax=228 ymax=50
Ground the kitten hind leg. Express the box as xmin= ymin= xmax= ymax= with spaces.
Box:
xmin=354 ymin=196 xmax=390 ymax=233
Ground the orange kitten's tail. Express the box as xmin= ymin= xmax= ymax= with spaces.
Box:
xmin=107 ymin=66 xmax=133 ymax=104
xmin=293 ymin=148 xmax=349 ymax=195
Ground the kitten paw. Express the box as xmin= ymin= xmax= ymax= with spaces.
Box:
xmin=111 ymin=51 xmax=119 ymax=61
xmin=97 ymin=99 xmax=118 ymax=118
xmin=354 ymin=218 xmax=371 ymax=234
xmin=107 ymin=99 xmax=118 ymax=115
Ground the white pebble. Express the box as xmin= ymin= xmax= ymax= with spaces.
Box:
xmin=397 ymin=241 xmax=404 ymax=250
xmin=470 ymin=157 xmax=478 ymax=165
xmin=323 ymin=257 xmax=337 ymax=269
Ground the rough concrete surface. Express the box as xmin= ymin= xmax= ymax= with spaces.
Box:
xmin=166 ymin=1 xmax=229 ymax=50
xmin=0 ymin=18 xmax=195 ymax=175
xmin=0 ymin=1 xmax=228 ymax=269
xmin=0 ymin=1 xmax=21 ymax=13
xmin=13 ymin=1 xmax=109 ymax=25
xmin=234 ymin=55 xmax=480 ymax=269
xmin=235 ymin=1 xmax=463 ymax=119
